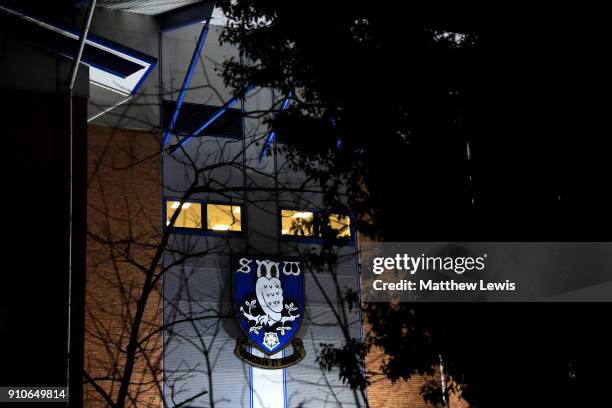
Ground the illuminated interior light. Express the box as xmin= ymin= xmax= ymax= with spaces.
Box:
xmin=170 ymin=202 xmax=192 ymax=209
xmin=206 ymin=204 xmax=241 ymax=232
xmin=329 ymin=214 xmax=351 ymax=238
xmin=166 ymin=201 xmax=202 ymax=228
xmin=292 ymin=212 xmax=312 ymax=219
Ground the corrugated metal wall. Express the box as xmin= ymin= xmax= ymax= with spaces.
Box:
xmin=161 ymin=24 xmax=363 ymax=408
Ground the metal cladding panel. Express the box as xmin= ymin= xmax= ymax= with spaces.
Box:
xmin=303 ymin=273 xmax=360 ymax=306
xmin=164 ymin=252 xmax=362 ymax=406
xmin=164 ymin=267 xmax=229 ymax=303
xmin=164 ymin=254 xmax=361 ymax=327
xmin=159 ymin=1 xmax=215 ymax=32
xmin=304 ymin=306 xmax=362 ymax=342
xmin=164 ymin=246 xmax=232 ymax=270
xmin=164 ymin=338 xmax=251 ymax=407
xmin=163 ymin=114 xmax=363 ymax=403
xmin=164 ymin=304 xmax=239 ymax=340
xmin=165 ymin=264 xmax=358 ymax=306
xmin=163 ymin=236 xmax=245 ymax=269
xmin=85 ymin=7 xmax=160 ymax=125
xmin=163 ymin=300 xmax=361 ymax=343
xmin=162 ymin=134 xmax=246 ymax=202
xmin=162 ymin=25 xmax=237 ymax=106
xmin=97 ymin=0 xmax=201 ymax=15
xmin=285 ymin=339 xmax=365 ymax=408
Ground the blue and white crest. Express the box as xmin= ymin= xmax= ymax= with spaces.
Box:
xmin=233 ymin=256 xmax=304 ymax=355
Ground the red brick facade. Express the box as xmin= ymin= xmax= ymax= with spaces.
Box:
xmin=366 ymin=344 xmax=467 ymax=408
xmin=85 ymin=124 xmax=163 ymax=408
xmin=360 ymin=233 xmax=468 ymax=408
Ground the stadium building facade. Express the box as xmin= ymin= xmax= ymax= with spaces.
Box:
xmin=1 ymin=2 xmax=455 ymax=407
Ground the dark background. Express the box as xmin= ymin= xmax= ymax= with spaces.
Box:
xmin=218 ymin=3 xmax=612 ymax=406
xmin=0 ymin=90 xmax=86 ymax=402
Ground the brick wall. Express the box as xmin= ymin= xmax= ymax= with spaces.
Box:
xmin=366 ymin=344 xmax=434 ymax=408
xmin=85 ymin=124 xmax=162 ymax=408
xmin=361 ymin=233 xmax=467 ymax=408
xmin=366 ymin=343 xmax=467 ymax=408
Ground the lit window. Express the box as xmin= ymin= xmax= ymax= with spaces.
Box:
xmin=166 ymin=201 xmax=202 ymax=228
xmin=328 ymin=214 xmax=351 ymax=238
xmin=207 ymin=204 xmax=242 ymax=232
xmin=281 ymin=210 xmax=314 ymax=236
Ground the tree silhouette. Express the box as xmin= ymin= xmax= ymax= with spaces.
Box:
xmin=84 ymin=75 xmax=371 ymax=407
xmin=217 ymin=2 xmax=612 ymax=406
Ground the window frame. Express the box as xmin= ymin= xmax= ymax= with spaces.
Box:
xmin=280 ymin=209 xmax=317 ymax=238
xmin=279 ymin=207 xmax=355 ymax=244
xmin=163 ymin=197 xmax=245 ymax=237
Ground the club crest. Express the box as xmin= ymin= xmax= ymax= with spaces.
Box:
xmin=233 ymin=256 xmax=305 ymax=367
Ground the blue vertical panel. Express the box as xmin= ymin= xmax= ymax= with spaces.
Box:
xmin=163 ymin=21 xmax=210 ymax=145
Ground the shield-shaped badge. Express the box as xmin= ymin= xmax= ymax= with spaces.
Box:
xmin=233 ymin=256 xmax=305 ymax=366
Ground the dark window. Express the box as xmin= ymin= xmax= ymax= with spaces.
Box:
xmin=162 ymin=100 xmax=243 ymax=139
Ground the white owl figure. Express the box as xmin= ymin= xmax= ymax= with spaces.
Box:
xmin=255 ymin=260 xmax=284 ymax=324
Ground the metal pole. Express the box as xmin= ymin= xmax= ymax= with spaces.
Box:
xmin=171 ymin=83 xmax=255 ymax=152
xmin=69 ymin=0 xmax=96 ymax=90
xmin=258 ymin=91 xmax=292 ymax=163
xmin=440 ymin=354 xmax=448 ymax=407
xmin=162 ymin=20 xmax=210 ymax=145
xmin=67 ymin=3 xmax=96 ymax=406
